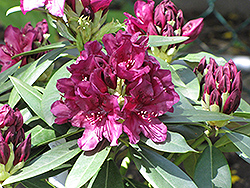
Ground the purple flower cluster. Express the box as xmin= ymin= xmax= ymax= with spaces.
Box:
xmin=124 ymin=0 xmax=204 ymax=45
xmin=0 ymin=20 xmax=49 ymax=73
xmin=0 ymin=105 xmax=31 ymax=181
xmin=194 ymin=57 xmax=242 ymax=115
xmin=51 ymin=31 xmax=179 ymax=151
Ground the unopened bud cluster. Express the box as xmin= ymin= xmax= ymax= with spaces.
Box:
xmin=0 ymin=105 xmax=31 ymax=182
xmin=194 ymin=57 xmax=242 ymax=126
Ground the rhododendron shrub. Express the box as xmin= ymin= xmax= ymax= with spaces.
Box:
xmin=51 ymin=31 xmax=179 ymax=151
xmin=1 ymin=0 xmax=250 ymax=187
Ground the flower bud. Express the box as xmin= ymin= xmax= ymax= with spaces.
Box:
xmin=0 ymin=133 xmax=10 ymax=165
xmin=197 ymin=57 xmax=242 ymax=125
xmin=13 ymin=134 xmax=31 ymax=166
xmin=0 ymin=105 xmax=16 ymax=128
xmin=182 ymin=18 xmax=204 ymax=44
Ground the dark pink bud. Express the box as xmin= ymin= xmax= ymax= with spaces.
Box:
xmin=14 ymin=128 xmax=25 ymax=147
xmin=0 ymin=133 xmax=10 ymax=165
xmin=195 ymin=56 xmax=207 ymax=74
xmin=4 ymin=125 xmax=16 ymax=144
xmin=13 ymin=134 xmax=31 ymax=166
xmin=182 ymin=18 xmax=204 ymax=44
xmin=225 ymin=59 xmax=238 ymax=79
xmin=162 ymin=23 xmax=175 ymax=37
xmin=0 ymin=104 xmax=16 ymax=128
xmin=209 ymin=89 xmax=221 ymax=106
xmin=215 ymin=66 xmax=224 ymax=83
xmin=14 ymin=109 xmax=24 ymax=131
xmin=206 ymin=58 xmax=218 ymax=74
xmin=204 ymin=73 xmax=216 ymax=95
xmin=223 ymin=89 xmax=241 ymax=114
xmin=218 ymin=75 xmax=231 ymax=93
xmin=232 ymin=71 xmax=242 ymax=92
xmin=147 ymin=22 xmax=159 ymax=35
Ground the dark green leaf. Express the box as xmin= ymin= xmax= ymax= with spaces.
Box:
xmin=168 ymin=124 xmax=204 ymax=140
xmin=194 ymin=146 xmax=231 ymax=188
xmin=124 ymin=178 xmax=149 ymax=188
xmin=130 ymin=144 xmax=197 ymax=188
xmin=88 ymin=158 xmax=124 ymax=188
xmin=65 ymin=144 xmax=111 ymax=188
xmin=21 ymin=179 xmax=54 ymax=188
xmin=141 ymin=131 xmax=196 ymax=153
xmin=183 ymin=153 xmax=200 ymax=178
xmin=148 ymin=36 xmax=189 ymax=47
xmin=41 ymin=60 xmax=74 ymax=126
xmin=3 ymin=140 xmax=81 ymax=185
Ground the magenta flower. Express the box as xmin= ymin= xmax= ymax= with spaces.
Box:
xmin=122 ymin=64 xmax=179 ymax=143
xmin=51 ymin=31 xmax=179 ymax=151
xmin=20 ymin=0 xmax=65 ymax=17
xmin=0 ymin=20 xmax=50 ymax=73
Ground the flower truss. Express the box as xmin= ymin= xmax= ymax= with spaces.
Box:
xmin=51 ymin=30 xmax=180 ymax=151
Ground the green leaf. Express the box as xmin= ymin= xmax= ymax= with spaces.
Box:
xmin=237 ymin=99 xmax=250 ymax=112
xmin=141 ymin=131 xmax=196 ymax=153
xmin=183 ymin=153 xmax=200 ymax=178
xmin=168 ymin=124 xmax=204 ymax=141
xmin=12 ymin=41 xmax=72 ymax=59
xmin=9 ymin=76 xmax=44 ymax=119
xmin=129 ymin=144 xmax=197 ymax=188
xmin=226 ymin=131 xmax=250 ymax=159
xmin=0 ymin=61 xmax=21 ymax=86
xmin=21 ymin=179 xmax=54 ymax=188
xmin=88 ymin=158 xmax=124 ymax=188
xmin=172 ymin=64 xmax=200 ymax=100
xmin=41 ymin=60 xmax=74 ymax=126
xmin=25 ymin=125 xmax=56 ymax=147
xmin=8 ymin=48 xmax=67 ymax=108
xmin=178 ymin=52 xmax=227 ymax=68
xmin=194 ymin=146 xmax=231 ymax=188
xmin=65 ymin=144 xmax=111 ymax=188
xmin=148 ymin=36 xmax=189 ymax=47
xmin=3 ymin=140 xmax=81 ymax=185
xmin=159 ymin=108 xmax=233 ymax=123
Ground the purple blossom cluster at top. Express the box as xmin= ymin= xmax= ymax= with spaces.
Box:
xmin=51 ymin=31 xmax=180 ymax=151
xmin=124 ymin=0 xmax=204 ymax=45
xmin=0 ymin=19 xmax=49 ymax=73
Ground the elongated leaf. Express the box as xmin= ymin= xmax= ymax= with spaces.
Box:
xmin=141 ymin=131 xmax=196 ymax=153
xmin=41 ymin=60 xmax=74 ymax=126
xmin=65 ymin=144 xmax=111 ymax=188
xmin=9 ymin=76 xmax=44 ymax=121
xmin=12 ymin=41 xmax=72 ymax=59
xmin=123 ymin=178 xmax=149 ymax=188
xmin=168 ymin=124 xmax=204 ymax=141
xmin=178 ymin=52 xmax=227 ymax=67
xmin=183 ymin=153 xmax=200 ymax=178
xmin=159 ymin=108 xmax=232 ymax=123
xmin=3 ymin=140 xmax=81 ymax=185
xmin=88 ymin=158 xmax=123 ymax=188
xmin=148 ymin=36 xmax=189 ymax=47
xmin=130 ymin=144 xmax=197 ymax=188
xmin=8 ymin=48 xmax=67 ymax=108
xmin=21 ymin=179 xmax=54 ymax=188
xmin=226 ymin=131 xmax=250 ymax=159
xmin=194 ymin=146 xmax=231 ymax=188
xmin=0 ymin=61 xmax=21 ymax=86
xmin=25 ymin=125 xmax=56 ymax=147
xmin=172 ymin=64 xmax=200 ymax=100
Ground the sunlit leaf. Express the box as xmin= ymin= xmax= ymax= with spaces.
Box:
xmin=194 ymin=146 xmax=231 ymax=188
xmin=148 ymin=36 xmax=189 ymax=47
xmin=3 ymin=140 xmax=81 ymax=185
xmin=130 ymin=144 xmax=197 ymax=188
